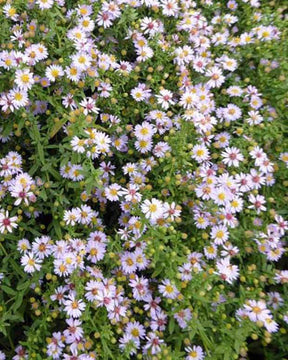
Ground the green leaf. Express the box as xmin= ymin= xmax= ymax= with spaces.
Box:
xmin=2 ymin=122 xmax=13 ymax=137
xmin=152 ymin=264 xmax=164 ymax=278
xmin=0 ymin=323 xmax=8 ymax=336
xmin=49 ymin=118 xmax=68 ymax=138
xmin=168 ymin=317 xmax=175 ymax=334
xmin=39 ymin=190 xmax=48 ymax=201
xmin=47 ymin=166 xmax=62 ymax=181
xmin=224 ymin=351 xmax=231 ymax=360
xmin=1 ymin=285 xmax=17 ymax=296
xmin=11 ymin=293 xmax=24 ymax=313
xmin=30 ymin=121 xmax=45 ymax=164
xmin=53 ymin=220 xmax=62 ymax=239
xmin=29 ymin=162 xmax=40 ymax=176
xmin=9 ymin=258 xmax=25 ymax=277
xmin=17 ymin=280 xmax=31 ymax=291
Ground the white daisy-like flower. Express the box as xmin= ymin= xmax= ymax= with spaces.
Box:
xmin=71 ymin=52 xmax=91 ymax=71
xmin=248 ymin=194 xmax=266 ymax=214
xmin=21 ymin=251 xmax=42 ymax=273
xmin=158 ymin=279 xmax=179 ymax=299
xmin=155 ymin=89 xmax=175 ymax=110
xmin=206 ymin=66 xmax=225 ymax=88
xmin=9 ymin=88 xmax=29 ymax=109
xmin=210 ymin=225 xmax=229 ymax=245
xmin=79 ymin=97 xmax=99 ymax=115
xmin=136 ymin=45 xmax=154 ymax=62
xmin=71 ymin=136 xmax=87 ymax=153
xmin=0 ymin=210 xmax=18 ymax=233
xmin=65 ymin=66 xmax=82 ymax=82
xmin=221 ymin=147 xmax=244 ymax=167
xmin=105 ymin=183 xmax=122 ymax=201
xmin=36 ymin=0 xmax=54 ymax=10
xmin=141 ymin=198 xmax=164 ymax=220
xmin=135 ymin=139 xmax=153 ymax=154
xmin=185 ymin=345 xmax=205 ymax=360
xmin=131 ymin=84 xmax=151 ymax=102
xmin=14 ymin=68 xmax=34 ymax=90
xmin=64 ymin=293 xmax=86 ymax=318
xmin=216 ymin=257 xmax=239 ymax=284
xmin=191 ymin=144 xmax=210 ymax=163
xmin=179 ymin=91 xmax=199 ymax=109
xmin=45 ymin=65 xmax=64 ymax=82
xmin=134 ymin=121 xmax=156 ymax=140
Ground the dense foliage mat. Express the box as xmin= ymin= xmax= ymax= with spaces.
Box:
xmin=0 ymin=0 xmax=287 ymax=359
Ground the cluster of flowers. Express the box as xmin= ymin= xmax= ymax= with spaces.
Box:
xmin=237 ymin=299 xmax=278 ymax=333
xmin=0 ymin=152 xmax=41 ymax=232
xmin=0 ymin=0 xmax=287 ymax=359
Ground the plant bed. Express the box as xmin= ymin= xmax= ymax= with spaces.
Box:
xmin=0 ymin=0 xmax=287 ymax=359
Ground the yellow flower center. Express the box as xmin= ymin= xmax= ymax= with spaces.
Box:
xmin=14 ymin=93 xmax=23 ymax=101
xmin=21 ymin=74 xmax=30 ymax=83
xmin=149 ymin=204 xmax=158 ymax=213
xmin=165 ymin=285 xmax=174 ymax=293
xmin=51 ymin=69 xmax=59 ymax=78
xmin=189 ymin=351 xmax=198 ymax=358
xmin=131 ymin=328 xmax=139 ymax=337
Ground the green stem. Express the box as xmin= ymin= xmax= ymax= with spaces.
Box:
xmin=0 ymin=242 xmax=8 ymax=256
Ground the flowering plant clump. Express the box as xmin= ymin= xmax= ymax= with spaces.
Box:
xmin=0 ymin=0 xmax=287 ymax=359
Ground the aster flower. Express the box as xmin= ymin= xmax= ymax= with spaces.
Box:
xmin=105 ymin=183 xmax=122 ymax=201
xmin=131 ymin=83 xmax=151 ymax=102
xmin=45 ymin=65 xmax=64 ymax=82
xmin=79 ymin=97 xmax=99 ymax=115
xmin=263 ymin=317 xmax=279 ymax=333
xmin=206 ymin=66 xmax=225 ymax=88
xmin=185 ymin=345 xmax=205 ymax=360
xmin=243 ymin=300 xmax=271 ymax=322
xmin=221 ymin=147 xmax=244 ymax=167
xmin=64 ymin=293 xmax=86 ymax=318
xmin=63 ymin=209 xmax=79 ymax=226
xmin=144 ymin=332 xmax=164 ymax=355
xmin=20 ymin=251 xmax=42 ymax=273
xmin=46 ymin=331 xmax=65 ymax=358
xmin=155 ymin=89 xmax=175 ymax=110
xmin=86 ymin=240 xmax=106 ymax=263
xmin=14 ymin=68 xmax=34 ymax=90
xmin=150 ymin=310 xmax=167 ymax=331
xmin=36 ymin=0 xmax=54 ymax=10
xmin=179 ymin=91 xmax=199 ymax=109
xmin=141 ymin=198 xmax=164 ymax=221
xmin=158 ymin=279 xmax=179 ymax=299
xmin=17 ymin=238 xmax=31 ymax=253
xmin=129 ymin=275 xmax=149 ymax=301
xmin=119 ymin=334 xmax=140 ymax=355
xmin=0 ymin=210 xmax=18 ymax=233
xmin=32 ymin=236 xmax=52 ymax=259
xmin=125 ymin=321 xmax=146 ymax=339
xmin=13 ymin=346 xmax=28 ymax=360
xmin=9 ymin=88 xmax=29 ymax=109
xmin=64 ymin=318 xmax=84 ymax=342
xmin=216 ymin=258 xmax=239 ymax=284
xmin=267 ymin=292 xmax=284 ymax=310
xmin=174 ymin=308 xmax=192 ymax=329
xmin=3 ymin=4 xmax=19 ymax=21
xmin=211 ymin=225 xmax=229 ymax=245
xmin=121 ymin=251 xmax=137 ymax=274
xmin=160 ymin=0 xmax=179 ymax=17
xmin=192 ymin=144 xmax=210 ymax=163
xmin=134 ymin=121 xmax=156 ymax=140
xmin=85 ymin=280 xmax=103 ymax=301
xmin=50 ymin=286 xmax=68 ymax=305
xmin=248 ymin=194 xmax=266 ymax=214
